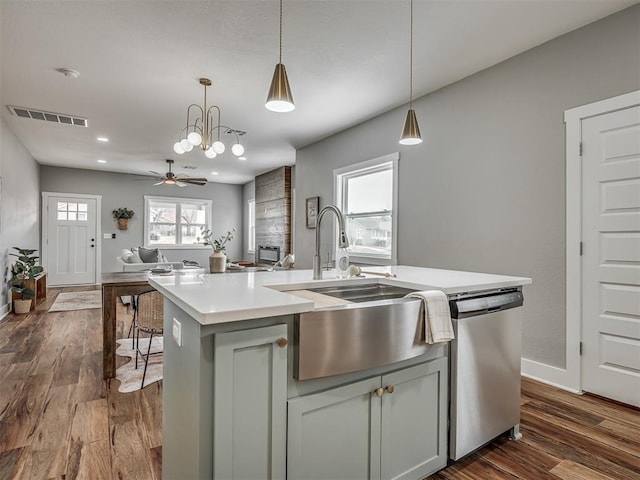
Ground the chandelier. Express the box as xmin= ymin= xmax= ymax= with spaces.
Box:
xmin=173 ymin=78 xmax=245 ymax=159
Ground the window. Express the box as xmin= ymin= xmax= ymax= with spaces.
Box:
xmin=57 ymin=201 xmax=88 ymax=221
xmin=334 ymin=153 xmax=398 ymax=264
xmin=144 ymin=196 xmax=212 ymax=248
xmin=248 ymin=199 xmax=256 ymax=253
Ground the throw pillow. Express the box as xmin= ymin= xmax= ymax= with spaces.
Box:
xmin=138 ymin=246 xmax=161 ymax=263
xmin=127 ymin=247 xmax=143 ymax=263
xmin=121 ymin=248 xmax=143 ymax=263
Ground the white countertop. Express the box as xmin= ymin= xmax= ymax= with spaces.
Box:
xmin=148 ymin=265 xmax=531 ymax=325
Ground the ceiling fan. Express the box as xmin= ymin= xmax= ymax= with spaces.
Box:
xmin=150 ymin=159 xmax=208 ymax=187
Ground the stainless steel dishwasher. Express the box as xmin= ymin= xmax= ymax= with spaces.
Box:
xmin=448 ymin=288 xmax=524 ymax=460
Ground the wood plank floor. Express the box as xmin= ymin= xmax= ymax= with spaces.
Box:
xmin=0 ymin=285 xmax=638 ymax=479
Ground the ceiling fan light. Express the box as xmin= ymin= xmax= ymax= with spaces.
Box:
xmin=173 ymin=142 xmax=185 ymax=154
xmin=266 ymin=63 xmax=295 ymax=112
xmin=212 ymin=140 xmax=225 ymax=154
xmin=399 ymin=109 xmax=423 ymax=145
xmin=205 ymin=148 xmax=217 ymax=159
xmin=231 ymin=143 xmax=245 ymax=156
xmin=187 ymin=131 xmax=202 ymax=146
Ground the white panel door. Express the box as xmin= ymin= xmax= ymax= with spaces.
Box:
xmin=582 ymin=105 xmax=640 ymax=406
xmin=46 ymin=195 xmax=97 ymax=285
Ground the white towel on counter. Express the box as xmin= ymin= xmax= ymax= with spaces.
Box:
xmin=406 ymin=290 xmax=455 ymax=344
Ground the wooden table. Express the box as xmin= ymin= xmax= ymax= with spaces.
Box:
xmin=101 ymin=272 xmax=155 ymax=379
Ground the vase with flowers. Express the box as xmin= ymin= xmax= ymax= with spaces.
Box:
xmin=198 ymin=227 xmax=236 ymax=273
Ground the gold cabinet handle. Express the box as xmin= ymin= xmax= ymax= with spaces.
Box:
xmin=276 ymin=337 xmax=288 ymax=348
xmin=374 ymin=387 xmax=384 ymax=398
xmin=385 ymin=385 xmax=395 ymax=394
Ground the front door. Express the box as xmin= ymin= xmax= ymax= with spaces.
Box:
xmin=581 ymin=105 xmax=640 ymax=406
xmin=45 ymin=194 xmax=98 ymax=285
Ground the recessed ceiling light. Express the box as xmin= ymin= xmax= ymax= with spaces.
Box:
xmin=211 ymin=171 xmax=219 ymax=175
xmin=97 ymin=136 xmax=109 ymax=142
xmin=97 ymin=159 xmax=107 ymax=164
xmin=238 ymin=156 xmax=247 ymax=161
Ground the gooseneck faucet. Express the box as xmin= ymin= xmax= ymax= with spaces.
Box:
xmin=313 ymin=205 xmax=349 ymax=280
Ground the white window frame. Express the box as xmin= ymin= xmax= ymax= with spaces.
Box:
xmin=334 ymin=152 xmax=399 ymax=265
xmin=144 ymin=195 xmax=212 ymax=249
xmin=248 ymin=198 xmax=256 ymax=254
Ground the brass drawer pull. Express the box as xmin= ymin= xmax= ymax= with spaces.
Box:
xmin=374 ymin=387 xmax=384 ymax=398
xmin=276 ymin=337 xmax=288 ymax=348
xmin=385 ymin=385 xmax=395 ymax=394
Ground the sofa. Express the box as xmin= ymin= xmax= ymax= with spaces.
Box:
xmin=115 ymin=247 xmax=184 ymax=272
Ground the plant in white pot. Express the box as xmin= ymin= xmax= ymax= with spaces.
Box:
xmin=9 ymin=247 xmax=44 ymax=314
xmin=199 ymin=228 xmax=236 ymax=273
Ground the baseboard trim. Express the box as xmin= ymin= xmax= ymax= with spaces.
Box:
xmin=0 ymin=302 xmax=10 ymax=322
xmin=521 ymin=358 xmax=581 ymax=394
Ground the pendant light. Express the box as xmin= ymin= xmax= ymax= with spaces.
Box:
xmin=266 ymin=0 xmax=295 ymax=112
xmin=399 ymin=0 xmax=422 ymax=145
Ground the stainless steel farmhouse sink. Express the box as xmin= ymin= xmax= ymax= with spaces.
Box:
xmin=292 ymin=283 xmax=435 ymax=380
xmin=305 ymin=283 xmax=417 ymax=303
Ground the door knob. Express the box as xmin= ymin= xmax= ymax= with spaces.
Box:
xmin=385 ymin=385 xmax=395 ymax=394
xmin=374 ymin=387 xmax=384 ymax=398
xmin=276 ymin=337 xmax=288 ymax=348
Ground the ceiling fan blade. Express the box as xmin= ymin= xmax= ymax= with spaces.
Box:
xmin=182 ymin=178 xmax=208 ymax=186
xmin=149 ymin=170 xmax=162 ymax=176
xmin=154 ymin=181 xmax=165 ymax=186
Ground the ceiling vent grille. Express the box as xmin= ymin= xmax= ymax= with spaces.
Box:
xmin=7 ymin=106 xmax=88 ymax=127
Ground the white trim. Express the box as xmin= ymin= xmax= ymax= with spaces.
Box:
xmin=0 ymin=302 xmax=9 ymax=322
xmin=521 ymin=358 xmax=580 ymax=394
xmin=41 ymin=192 xmax=102 ymax=285
xmin=562 ymin=90 xmax=640 ymax=392
xmin=333 ymin=152 xmax=399 ymax=266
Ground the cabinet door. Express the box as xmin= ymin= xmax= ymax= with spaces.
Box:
xmin=288 ymin=376 xmax=382 ymax=480
xmin=214 ymin=324 xmax=288 ymax=480
xmin=380 ymin=358 xmax=448 ymax=480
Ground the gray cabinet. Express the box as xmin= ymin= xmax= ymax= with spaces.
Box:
xmin=213 ymin=324 xmax=288 ymax=480
xmin=287 ymin=357 xmax=447 ymax=480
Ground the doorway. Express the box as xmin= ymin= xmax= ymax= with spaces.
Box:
xmin=42 ymin=192 xmax=102 ymax=286
xmin=565 ymin=91 xmax=640 ymax=406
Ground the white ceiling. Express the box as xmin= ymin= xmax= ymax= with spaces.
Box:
xmin=1 ymin=0 xmax=635 ymax=184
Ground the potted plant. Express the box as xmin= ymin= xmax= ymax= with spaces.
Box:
xmin=9 ymin=247 xmax=44 ymax=314
xmin=199 ymin=228 xmax=236 ymax=273
xmin=113 ymin=207 xmax=135 ymax=230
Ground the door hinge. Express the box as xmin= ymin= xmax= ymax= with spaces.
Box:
xmin=579 ymin=142 xmax=583 ymax=156
xmin=579 ymin=242 xmax=583 ymax=256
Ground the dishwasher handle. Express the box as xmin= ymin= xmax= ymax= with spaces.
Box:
xmin=449 ymin=291 xmax=523 ymax=319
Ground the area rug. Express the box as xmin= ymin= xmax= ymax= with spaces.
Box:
xmin=49 ymin=291 xmax=102 ymax=312
xmin=115 ymin=337 xmax=163 ymax=393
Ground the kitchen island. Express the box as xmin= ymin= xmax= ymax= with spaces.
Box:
xmin=149 ymin=265 xmax=531 ymax=480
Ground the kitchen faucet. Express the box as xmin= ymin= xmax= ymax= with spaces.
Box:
xmin=313 ymin=205 xmax=349 ymax=280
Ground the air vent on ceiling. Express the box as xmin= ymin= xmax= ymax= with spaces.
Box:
xmin=182 ymin=165 xmax=197 ymax=170
xmin=7 ymin=106 xmax=88 ymax=127
xmin=225 ymin=128 xmax=246 ymax=136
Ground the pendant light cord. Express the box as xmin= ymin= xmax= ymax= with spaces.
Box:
xmin=409 ymin=0 xmax=414 ymax=109
xmin=279 ymin=0 xmax=283 ymax=64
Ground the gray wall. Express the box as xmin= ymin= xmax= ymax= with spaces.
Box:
xmin=0 ymin=118 xmax=41 ymax=313
xmin=294 ymin=6 xmax=640 ymax=369
xmin=40 ymin=166 xmax=244 ymax=272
